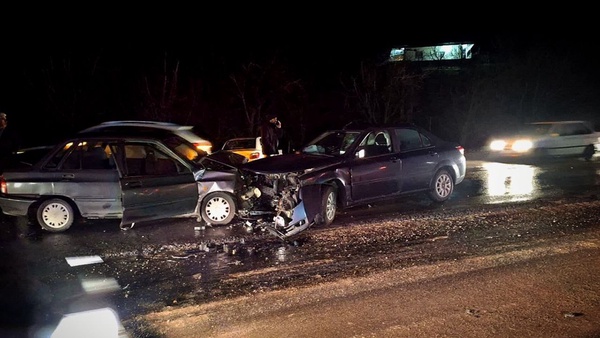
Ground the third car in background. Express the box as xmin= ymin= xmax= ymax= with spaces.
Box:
xmin=488 ymin=120 xmax=600 ymax=161
xmin=221 ymin=137 xmax=266 ymax=161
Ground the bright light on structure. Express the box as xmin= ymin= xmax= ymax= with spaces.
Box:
xmin=440 ymin=45 xmax=453 ymax=53
xmin=389 ymin=43 xmax=474 ymax=62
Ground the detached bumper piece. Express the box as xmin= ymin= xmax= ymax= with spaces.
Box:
xmin=262 ymin=201 xmax=312 ymax=239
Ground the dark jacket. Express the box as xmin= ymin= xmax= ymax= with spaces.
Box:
xmin=0 ymin=126 xmax=21 ymax=172
xmin=260 ymin=120 xmax=283 ymax=156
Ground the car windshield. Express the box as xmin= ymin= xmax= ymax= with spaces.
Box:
xmin=302 ymin=131 xmax=361 ymax=156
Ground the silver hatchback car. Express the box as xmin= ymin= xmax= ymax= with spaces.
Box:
xmin=0 ymin=128 xmax=209 ymax=232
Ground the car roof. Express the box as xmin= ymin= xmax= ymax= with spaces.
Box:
xmin=342 ymin=120 xmax=419 ymax=130
xmin=338 ymin=122 xmax=421 ymax=133
xmin=225 ymin=137 xmax=259 ymax=141
xmin=529 ymin=120 xmax=589 ymax=125
xmin=77 ymin=126 xmax=184 ymax=140
xmin=80 ymin=120 xmax=195 ymax=133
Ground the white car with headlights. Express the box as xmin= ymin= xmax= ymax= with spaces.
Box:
xmin=488 ymin=120 xmax=600 ymax=161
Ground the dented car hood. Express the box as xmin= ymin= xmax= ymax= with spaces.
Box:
xmin=240 ymin=153 xmax=341 ymax=174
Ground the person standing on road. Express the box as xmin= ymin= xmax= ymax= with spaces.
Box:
xmin=260 ymin=113 xmax=283 ymax=156
xmin=0 ymin=112 xmax=21 ymax=173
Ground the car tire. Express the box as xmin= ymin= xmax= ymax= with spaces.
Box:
xmin=201 ymin=192 xmax=236 ymax=225
xmin=428 ymin=169 xmax=454 ymax=202
xmin=36 ymin=198 xmax=75 ymax=232
xmin=320 ymin=185 xmax=337 ymax=226
xmin=583 ymin=144 xmax=595 ymax=161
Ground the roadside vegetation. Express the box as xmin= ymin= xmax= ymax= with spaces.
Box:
xmin=11 ymin=34 xmax=599 ymax=151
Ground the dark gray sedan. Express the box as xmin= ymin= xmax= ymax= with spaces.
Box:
xmin=196 ymin=123 xmax=467 ymax=238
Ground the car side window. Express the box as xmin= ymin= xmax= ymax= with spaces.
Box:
xmin=395 ymin=128 xmax=422 ymax=151
xmin=569 ymin=123 xmax=592 ymax=135
xmin=123 ymin=143 xmax=183 ymax=177
xmin=358 ymin=131 xmax=392 ymax=157
xmin=45 ymin=142 xmax=75 ymax=169
xmin=81 ymin=143 xmax=115 ymax=169
xmin=48 ymin=140 xmax=116 ymax=170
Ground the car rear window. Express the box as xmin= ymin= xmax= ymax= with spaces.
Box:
xmin=224 ymin=139 xmax=256 ymax=150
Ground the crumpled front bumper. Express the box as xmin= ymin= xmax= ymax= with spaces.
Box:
xmin=260 ymin=184 xmax=323 ymax=239
xmin=262 ymin=200 xmax=312 ymax=239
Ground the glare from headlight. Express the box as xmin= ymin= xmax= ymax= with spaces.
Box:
xmin=512 ymin=139 xmax=533 ymax=152
xmin=489 ymin=140 xmax=506 ymax=151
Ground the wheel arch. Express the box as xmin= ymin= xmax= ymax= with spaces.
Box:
xmin=200 ymin=190 xmax=238 ymax=225
xmin=430 ymin=164 xmax=457 ymax=187
xmin=322 ymin=179 xmax=343 ymax=208
xmin=28 ymin=195 xmax=81 ymax=220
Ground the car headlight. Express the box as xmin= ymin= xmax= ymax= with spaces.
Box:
xmin=489 ymin=140 xmax=506 ymax=151
xmin=512 ymin=139 xmax=533 ymax=152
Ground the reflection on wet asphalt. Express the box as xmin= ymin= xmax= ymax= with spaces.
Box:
xmin=1 ymin=155 xmax=600 ymax=337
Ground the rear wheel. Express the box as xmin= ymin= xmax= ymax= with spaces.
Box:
xmin=36 ymin=198 xmax=75 ymax=232
xmin=201 ymin=192 xmax=236 ymax=225
xmin=320 ymin=185 xmax=337 ymax=226
xmin=583 ymin=144 xmax=595 ymax=161
xmin=533 ymin=148 xmax=549 ymax=159
xmin=428 ymin=169 xmax=454 ymax=202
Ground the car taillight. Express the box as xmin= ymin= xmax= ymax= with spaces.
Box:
xmin=456 ymin=145 xmax=465 ymax=155
xmin=249 ymin=152 xmax=260 ymax=160
xmin=0 ymin=176 xmax=7 ymax=194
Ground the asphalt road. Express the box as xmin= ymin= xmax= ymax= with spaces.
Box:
xmin=1 ymin=153 xmax=600 ymax=337
xmin=141 ymin=225 xmax=600 ymax=338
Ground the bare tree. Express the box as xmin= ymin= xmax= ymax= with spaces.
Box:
xmin=229 ymin=58 xmax=306 ymax=137
xmin=343 ymin=61 xmax=426 ymax=125
xmin=139 ymin=53 xmax=183 ymax=121
xmin=229 ymin=62 xmax=268 ymax=136
xmin=28 ymin=53 xmax=105 ymax=134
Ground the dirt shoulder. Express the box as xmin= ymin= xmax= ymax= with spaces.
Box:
xmin=134 ymin=201 xmax=600 ymax=337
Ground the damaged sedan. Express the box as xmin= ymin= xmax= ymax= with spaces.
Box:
xmin=196 ymin=123 xmax=467 ymax=239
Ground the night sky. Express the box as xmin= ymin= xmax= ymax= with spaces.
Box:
xmin=1 ymin=11 xmax=597 ymax=147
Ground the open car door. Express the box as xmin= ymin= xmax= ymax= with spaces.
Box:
xmin=115 ymin=141 xmax=200 ymax=227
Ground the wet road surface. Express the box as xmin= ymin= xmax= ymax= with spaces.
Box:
xmin=1 ymin=153 xmax=600 ymax=337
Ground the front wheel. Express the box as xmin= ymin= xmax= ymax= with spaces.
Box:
xmin=320 ymin=185 xmax=337 ymax=226
xmin=428 ymin=169 xmax=454 ymax=202
xmin=36 ymin=198 xmax=75 ymax=232
xmin=201 ymin=192 xmax=236 ymax=225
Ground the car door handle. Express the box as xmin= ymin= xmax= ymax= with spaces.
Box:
xmin=61 ymin=174 xmax=74 ymax=180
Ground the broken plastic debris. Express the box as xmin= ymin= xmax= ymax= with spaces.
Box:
xmin=81 ymin=277 xmax=121 ymax=294
xmin=465 ymin=308 xmax=481 ymax=317
xmin=65 ymin=255 xmax=104 ymax=267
